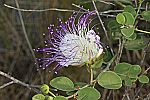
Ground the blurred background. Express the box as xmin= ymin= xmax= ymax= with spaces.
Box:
xmin=0 ymin=0 xmax=150 ymax=100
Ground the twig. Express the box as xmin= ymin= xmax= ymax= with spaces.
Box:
xmin=144 ymin=92 xmax=150 ymax=100
xmin=14 ymin=0 xmax=43 ymax=83
xmin=102 ymin=9 xmax=123 ymax=14
xmin=102 ymin=89 xmax=108 ymax=100
xmin=125 ymin=87 xmax=130 ymax=100
xmin=4 ymin=3 xmax=75 ymax=12
xmin=98 ymin=0 xmax=115 ymax=6
xmin=78 ymin=0 xmax=115 ymax=6
xmin=0 ymin=71 xmax=31 ymax=89
xmin=0 ymin=70 xmax=41 ymax=93
xmin=4 ymin=3 xmax=117 ymax=18
xmin=115 ymin=38 xmax=124 ymax=64
xmin=133 ymin=84 xmax=144 ymax=99
xmin=92 ymin=1 xmax=110 ymax=43
xmin=143 ymin=67 xmax=150 ymax=74
xmin=107 ymin=90 xmax=112 ymax=100
xmin=92 ymin=1 xmax=115 ymax=57
xmin=72 ymin=3 xmax=89 ymax=12
xmin=103 ymin=55 xmax=117 ymax=71
xmin=141 ymin=41 xmax=150 ymax=66
xmin=0 ymin=81 xmax=14 ymax=89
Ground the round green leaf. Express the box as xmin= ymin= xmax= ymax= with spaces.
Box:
xmin=77 ymin=87 xmax=101 ymax=100
xmin=123 ymin=12 xmax=135 ymax=25
xmin=91 ymin=58 xmax=103 ymax=68
xmin=54 ymin=96 xmax=67 ymax=100
xmin=32 ymin=94 xmax=45 ymax=100
xmin=50 ymin=77 xmax=74 ymax=91
xmin=107 ymin=20 xmax=121 ymax=32
xmin=111 ymin=32 xmax=122 ymax=40
xmin=141 ymin=11 xmax=150 ymax=21
xmin=125 ymin=32 xmax=137 ymax=40
xmin=98 ymin=71 xmax=122 ymax=89
xmin=129 ymin=65 xmax=141 ymax=78
xmin=40 ymin=84 xmax=49 ymax=94
xmin=103 ymin=47 xmax=113 ymax=62
xmin=114 ymin=62 xmax=132 ymax=75
xmin=121 ymin=27 xmax=134 ymax=37
xmin=116 ymin=13 xmax=126 ymax=24
xmin=138 ymin=75 xmax=149 ymax=83
xmin=45 ymin=96 xmax=54 ymax=100
xmin=124 ymin=5 xmax=136 ymax=17
xmin=124 ymin=36 xmax=147 ymax=50
xmin=124 ymin=77 xmax=132 ymax=86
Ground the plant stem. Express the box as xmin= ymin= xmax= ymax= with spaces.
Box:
xmin=115 ymin=38 xmax=124 ymax=64
xmin=48 ymin=91 xmax=56 ymax=97
xmin=135 ymin=28 xmax=150 ymax=34
xmin=103 ymin=55 xmax=117 ymax=72
xmin=135 ymin=0 xmax=143 ymax=19
xmin=86 ymin=63 xmax=94 ymax=85
xmin=67 ymin=85 xmax=89 ymax=99
xmin=90 ymin=68 xmax=93 ymax=85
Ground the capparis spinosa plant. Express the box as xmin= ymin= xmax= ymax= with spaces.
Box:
xmin=32 ymin=1 xmax=150 ymax=100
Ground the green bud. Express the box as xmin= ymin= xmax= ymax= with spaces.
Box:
xmin=40 ymin=84 xmax=49 ymax=94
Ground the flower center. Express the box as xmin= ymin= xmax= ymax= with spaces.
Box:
xmin=58 ymin=30 xmax=103 ymax=66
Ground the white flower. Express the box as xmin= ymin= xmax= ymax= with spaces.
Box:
xmin=35 ymin=11 xmax=103 ymax=72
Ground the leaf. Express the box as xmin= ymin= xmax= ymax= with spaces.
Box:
xmin=45 ymin=96 xmax=54 ymax=100
xmin=124 ymin=32 xmax=137 ymax=40
xmin=103 ymin=46 xmax=114 ymax=62
xmin=98 ymin=71 xmax=122 ymax=89
xmin=124 ymin=35 xmax=147 ymax=50
xmin=107 ymin=20 xmax=122 ymax=39
xmin=50 ymin=77 xmax=74 ymax=91
xmin=121 ymin=27 xmax=134 ymax=37
xmin=77 ymin=87 xmax=101 ymax=100
xmin=107 ymin=20 xmax=121 ymax=32
xmin=32 ymin=94 xmax=45 ymax=100
xmin=124 ymin=76 xmax=132 ymax=86
xmin=54 ymin=96 xmax=67 ymax=100
xmin=116 ymin=13 xmax=126 ymax=24
xmin=111 ymin=32 xmax=123 ymax=40
xmin=138 ymin=75 xmax=149 ymax=83
xmin=141 ymin=11 xmax=150 ymax=21
xmin=124 ymin=5 xmax=136 ymax=17
xmin=40 ymin=84 xmax=49 ymax=94
xmin=114 ymin=62 xmax=132 ymax=75
xmin=91 ymin=58 xmax=103 ymax=68
xmin=128 ymin=65 xmax=141 ymax=78
xmin=123 ymin=12 xmax=135 ymax=25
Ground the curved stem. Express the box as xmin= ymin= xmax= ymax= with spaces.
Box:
xmin=48 ymin=91 xmax=56 ymax=97
xmin=135 ymin=28 xmax=150 ymax=34
xmin=135 ymin=1 xmax=143 ymax=19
